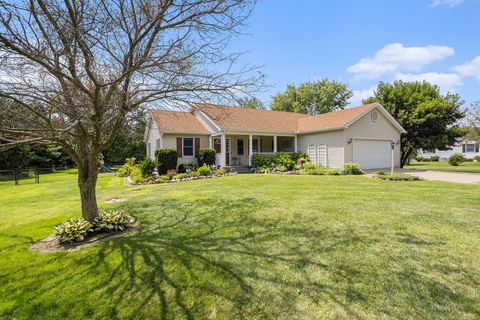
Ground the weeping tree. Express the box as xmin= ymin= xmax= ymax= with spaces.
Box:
xmin=0 ymin=0 xmax=260 ymax=221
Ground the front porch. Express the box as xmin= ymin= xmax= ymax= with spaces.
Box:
xmin=210 ymin=133 xmax=297 ymax=167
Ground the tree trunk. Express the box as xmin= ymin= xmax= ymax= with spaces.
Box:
xmin=400 ymin=147 xmax=413 ymax=168
xmin=77 ymin=143 xmax=100 ymax=222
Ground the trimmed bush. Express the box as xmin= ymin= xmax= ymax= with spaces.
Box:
xmin=157 ymin=175 xmax=170 ymax=181
xmin=343 ymin=163 xmax=363 ymax=175
xmin=430 ymin=156 xmax=440 ymax=162
xmin=54 ymin=218 xmax=93 ymax=243
xmin=138 ymin=158 xmax=156 ymax=177
xmin=273 ymin=153 xmax=295 ymax=170
xmin=93 ymin=210 xmax=133 ymax=232
xmin=155 ymin=148 xmax=177 ymax=174
xmin=448 ymin=153 xmax=464 ymax=166
xmin=117 ymin=157 xmax=136 ymax=177
xmin=178 ymin=163 xmax=198 ymax=173
xmin=197 ymin=165 xmax=211 ymax=176
xmin=251 ymin=154 xmax=274 ymax=168
xmin=197 ymin=148 xmax=216 ymax=166
xmin=474 ymin=155 xmax=480 ymax=162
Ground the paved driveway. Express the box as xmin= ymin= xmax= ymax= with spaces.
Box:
xmin=403 ymin=170 xmax=480 ymax=184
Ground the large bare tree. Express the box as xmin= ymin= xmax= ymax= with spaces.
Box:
xmin=0 ymin=0 xmax=260 ymax=221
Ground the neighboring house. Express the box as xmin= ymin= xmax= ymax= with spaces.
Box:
xmin=419 ymin=141 xmax=480 ymax=160
xmin=144 ymin=102 xmax=406 ymax=170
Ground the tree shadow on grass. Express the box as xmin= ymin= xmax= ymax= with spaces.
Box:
xmin=84 ymin=197 xmax=374 ymax=319
xmin=77 ymin=196 xmax=480 ymax=319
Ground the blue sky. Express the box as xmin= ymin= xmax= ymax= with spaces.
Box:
xmin=228 ymin=0 xmax=480 ymax=108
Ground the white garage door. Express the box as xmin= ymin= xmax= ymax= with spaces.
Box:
xmin=353 ymin=139 xmax=391 ymax=170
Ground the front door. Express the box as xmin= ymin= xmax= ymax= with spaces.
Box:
xmin=226 ymin=138 xmax=231 ymax=165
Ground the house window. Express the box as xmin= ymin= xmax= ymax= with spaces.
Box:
xmin=183 ymin=138 xmax=194 ymax=156
xmin=237 ymin=139 xmax=244 ymax=156
xmin=252 ymin=139 xmax=260 ymax=153
xmin=280 ymin=139 xmax=293 ymax=152
xmin=465 ymin=143 xmax=475 ymax=153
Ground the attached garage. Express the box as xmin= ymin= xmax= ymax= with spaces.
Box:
xmin=353 ymin=139 xmax=392 ymax=170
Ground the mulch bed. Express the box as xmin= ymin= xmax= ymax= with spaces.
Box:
xmin=30 ymin=222 xmax=138 ymax=253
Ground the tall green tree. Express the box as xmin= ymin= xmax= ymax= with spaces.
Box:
xmin=363 ymin=81 xmax=464 ymax=167
xmin=238 ymin=96 xmax=265 ymax=109
xmin=271 ymin=78 xmax=353 ymax=115
xmin=465 ymin=101 xmax=480 ymax=142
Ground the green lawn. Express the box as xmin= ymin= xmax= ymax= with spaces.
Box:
xmin=1 ymin=171 xmax=480 ymax=319
xmin=405 ymin=161 xmax=480 ymax=172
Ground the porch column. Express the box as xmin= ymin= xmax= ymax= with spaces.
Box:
xmin=209 ymin=136 xmax=212 ymax=148
xmin=220 ymin=133 xmax=226 ymax=167
xmin=249 ymin=134 xmax=253 ymax=166
xmin=294 ymin=135 xmax=298 ymax=152
xmin=273 ymin=135 xmax=277 ymax=153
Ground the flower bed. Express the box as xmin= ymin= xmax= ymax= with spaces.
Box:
xmin=253 ymin=161 xmax=363 ymax=176
xmin=372 ymin=172 xmax=421 ymax=181
xmin=126 ymin=164 xmax=237 ymax=185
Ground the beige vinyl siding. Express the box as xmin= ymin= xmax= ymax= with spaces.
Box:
xmin=161 ymin=133 xmax=210 ymax=165
xmin=145 ymin=120 xmax=161 ymax=159
xmin=297 ymin=130 xmax=345 ymax=168
xmin=344 ymin=109 xmax=401 ymax=167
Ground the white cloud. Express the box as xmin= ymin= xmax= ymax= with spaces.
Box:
xmin=347 ymin=43 xmax=455 ymax=79
xmin=453 ymin=56 xmax=480 ymax=80
xmin=351 ymin=85 xmax=377 ymax=105
xmin=430 ymin=0 xmax=464 ymax=7
xmin=394 ymin=72 xmax=462 ymax=92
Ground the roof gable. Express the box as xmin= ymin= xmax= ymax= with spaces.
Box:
xmin=150 ymin=109 xmax=209 ymax=134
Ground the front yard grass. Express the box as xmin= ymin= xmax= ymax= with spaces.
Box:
xmin=1 ymin=170 xmax=480 ymax=319
xmin=405 ymin=161 xmax=480 ymax=172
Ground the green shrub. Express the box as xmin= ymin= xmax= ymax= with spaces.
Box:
xmin=54 ymin=218 xmax=93 ymax=243
xmin=290 ymin=152 xmax=308 ymax=163
xmin=275 ymin=165 xmax=288 ymax=172
xmin=251 ymin=153 xmax=274 ymax=168
xmin=343 ymin=163 xmax=363 ymax=175
xmin=256 ymin=167 xmax=271 ymax=173
xmin=155 ymin=148 xmax=178 ymax=174
xmin=138 ymin=158 xmax=156 ymax=177
xmin=166 ymin=169 xmax=177 ymax=179
xmin=448 ymin=153 xmax=464 ymax=166
xmin=474 ymin=155 xmax=480 ymax=162
xmin=157 ymin=175 xmax=170 ymax=181
xmin=430 ymin=156 xmax=440 ymax=162
xmin=129 ymin=166 xmax=144 ymax=183
xmin=197 ymin=148 xmax=216 ymax=166
xmin=197 ymin=165 xmax=211 ymax=176
xmin=215 ymin=168 xmax=226 ymax=175
xmin=303 ymin=161 xmax=319 ymax=172
xmin=93 ymin=210 xmax=133 ymax=232
xmin=273 ymin=153 xmax=295 ymax=170
xmin=173 ymin=173 xmax=188 ymax=180
xmin=117 ymin=157 xmax=136 ymax=177
xmin=190 ymin=171 xmax=200 ymax=177
xmin=415 ymin=156 xmax=430 ymax=162
xmin=375 ymin=171 xmax=386 ymax=175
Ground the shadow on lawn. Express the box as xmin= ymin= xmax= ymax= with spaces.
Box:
xmin=85 ymin=197 xmax=370 ymax=319
xmin=82 ymin=197 xmax=479 ymax=319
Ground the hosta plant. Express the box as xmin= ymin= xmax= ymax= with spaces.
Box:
xmin=54 ymin=218 xmax=93 ymax=244
xmin=93 ymin=210 xmax=134 ymax=232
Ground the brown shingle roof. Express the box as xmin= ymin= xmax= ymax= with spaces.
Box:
xmin=297 ymin=103 xmax=376 ymax=132
xmin=194 ymin=103 xmax=306 ymax=133
xmin=151 ymin=109 xmax=209 ymax=133
xmin=150 ymin=103 xmax=380 ymax=134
